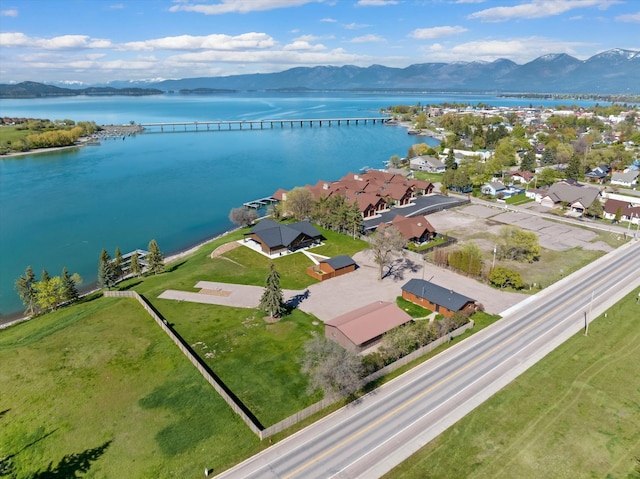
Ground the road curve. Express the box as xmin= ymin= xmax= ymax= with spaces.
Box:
xmin=214 ymin=240 xmax=640 ymax=479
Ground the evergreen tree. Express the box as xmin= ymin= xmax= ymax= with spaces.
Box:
xmin=259 ymin=263 xmax=286 ymax=318
xmin=98 ymin=248 xmax=116 ymax=289
xmin=41 ymin=268 xmax=50 ymax=283
xmin=521 ymin=148 xmax=536 ymax=172
xmin=15 ymin=265 xmax=38 ymax=316
xmin=565 ymin=154 xmax=583 ymax=181
xmin=146 ymin=239 xmax=165 ymax=275
xmin=541 ymin=148 xmax=555 ymax=165
xmin=61 ymin=267 xmax=80 ymax=304
xmin=445 ymin=148 xmax=457 ymax=170
xmin=129 ymin=250 xmax=142 ymax=277
xmin=113 ymin=247 xmax=124 ymax=280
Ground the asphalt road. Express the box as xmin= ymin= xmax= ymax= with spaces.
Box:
xmin=214 ymin=240 xmax=640 ymax=479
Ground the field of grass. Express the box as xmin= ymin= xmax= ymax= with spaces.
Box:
xmin=0 ymin=298 xmax=261 ymax=478
xmin=504 ymin=194 xmax=534 ymax=206
xmin=412 ymin=171 xmax=444 ymax=183
xmin=0 ymin=126 xmax=31 ymax=145
xmin=384 ymin=287 xmax=640 ymax=479
xmin=156 ymin=300 xmax=324 ymax=426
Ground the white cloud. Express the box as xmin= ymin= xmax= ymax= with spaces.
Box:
xmin=169 ymin=0 xmax=325 ymax=15
xmin=109 ymin=3 xmax=124 ymax=9
xmin=0 ymin=8 xmax=18 ymax=17
xmin=469 ymin=0 xmax=619 ymax=22
xmin=356 ymin=0 xmax=398 ymax=6
xmin=120 ymin=32 xmax=275 ymax=51
xmin=349 ymin=34 xmax=386 ymax=43
xmin=343 ymin=22 xmax=370 ymax=30
xmin=410 ymin=26 xmax=468 ymax=40
xmin=321 ymin=17 xmax=337 ymax=22
xmin=283 ymin=40 xmax=327 ymax=51
xmin=615 ymin=11 xmax=640 ymax=23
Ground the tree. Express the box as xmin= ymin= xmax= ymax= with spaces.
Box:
xmin=259 ymin=262 xmax=286 ymax=319
xmin=497 ymin=226 xmax=540 ymax=263
xmin=129 ymin=250 xmax=142 ymax=277
xmin=61 ymin=267 xmax=80 ymax=304
xmin=35 ymin=276 xmax=65 ymax=311
xmin=98 ymin=248 xmax=116 ymax=289
xmin=113 ymin=247 xmax=124 ymax=280
xmin=541 ymin=148 xmax=556 ymax=165
xmin=368 ymin=225 xmax=406 ymax=280
xmin=520 ymin=148 xmax=536 ymax=172
xmin=301 ymin=336 xmax=364 ymax=399
xmin=284 ymin=187 xmax=314 ymax=221
xmin=229 ymin=207 xmax=258 ymax=227
xmin=445 ymin=148 xmax=456 ymax=170
xmin=564 ymin=154 xmax=583 ymax=181
xmin=614 ymin=206 xmax=623 ymax=223
xmin=489 ymin=266 xmax=525 ymax=289
xmin=15 ymin=266 xmax=38 ymax=316
xmin=41 ymin=268 xmax=50 ymax=283
xmin=146 ymin=239 xmax=165 ymax=274
xmin=537 ymin=167 xmax=559 ymax=186
xmin=585 ymin=199 xmax=603 ymax=219
xmin=388 ymin=154 xmax=402 ymax=169
xmin=379 ymin=324 xmax=421 ymax=361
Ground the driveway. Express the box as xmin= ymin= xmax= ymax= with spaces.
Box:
xmin=158 ymin=250 xmax=527 ymax=321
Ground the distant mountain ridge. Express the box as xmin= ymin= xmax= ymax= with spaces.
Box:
xmin=143 ymin=49 xmax=639 ymax=94
xmin=4 ymin=49 xmax=639 ymax=96
xmin=0 ymin=81 xmax=163 ymax=99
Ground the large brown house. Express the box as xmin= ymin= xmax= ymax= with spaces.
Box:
xmin=401 ymin=279 xmax=475 ymax=317
xmin=244 ymin=219 xmax=322 ymax=255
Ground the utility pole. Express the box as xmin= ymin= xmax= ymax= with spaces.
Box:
xmin=492 ymin=244 xmax=497 ymax=270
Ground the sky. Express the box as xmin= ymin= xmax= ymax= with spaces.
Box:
xmin=0 ymin=0 xmax=638 ymax=85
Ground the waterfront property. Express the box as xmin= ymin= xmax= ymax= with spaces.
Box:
xmin=244 ymin=219 xmax=322 ymax=256
xmin=325 ymin=301 xmax=413 ymax=353
xmin=401 ymin=278 xmax=476 ymax=318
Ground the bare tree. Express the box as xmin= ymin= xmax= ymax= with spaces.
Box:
xmin=229 ymin=207 xmax=258 ymax=227
xmin=284 ymin=187 xmax=314 ymax=221
xmin=368 ymin=225 xmax=406 ymax=280
xmin=301 ymin=336 xmax=364 ymax=399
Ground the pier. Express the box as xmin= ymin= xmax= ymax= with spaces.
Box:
xmin=243 ymin=196 xmax=278 ymax=209
xmin=139 ymin=117 xmax=391 ymax=133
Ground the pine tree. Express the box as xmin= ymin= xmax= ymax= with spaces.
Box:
xmin=61 ymin=267 xmax=80 ymax=304
xmin=521 ymin=148 xmax=536 ymax=172
xmin=98 ymin=248 xmax=116 ymax=289
xmin=565 ymin=154 xmax=583 ymax=181
xmin=113 ymin=247 xmax=124 ymax=280
xmin=15 ymin=265 xmax=38 ymax=316
xmin=41 ymin=268 xmax=51 ymax=283
xmin=146 ymin=239 xmax=165 ymax=275
xmin=129 ymin=250 xmax=142 ymax=277
xmin=445 ymin=148 xmax=457 ymax=170
xmin=259 ymin=263 xmax=286 ymax=319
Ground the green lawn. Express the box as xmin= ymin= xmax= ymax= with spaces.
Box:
xmin=412 ymin=171 xmax=443 ymax=183
xmin=504 ymin=194 xmax=534 ymax=206
xmin=396 ymin=296 xmax=432 ymax=318
xmin=0 ymin=126 xmax=31 ymax=145
xmin=155 ymin=300 xmax=324 ymax=426
xmin=384 ymin=287 xmax=640 ymax=479
xmin=0 ymin=298 xmax=261 ymax=479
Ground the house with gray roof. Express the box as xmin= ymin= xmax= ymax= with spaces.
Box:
xmin=610 ymin=170 xmax=639 ymax=187
xmin=410 ymin=155 xmax=445 ymax=173
xmin=307 ymin=255 xmax=356 ymax=281
xmin=401 ymin=279 xmax=476 ymax=318
xmin=540 ymin=181 xmax=601 ymax=215
xmin=245 ymin=219 xmax=322 ymax=255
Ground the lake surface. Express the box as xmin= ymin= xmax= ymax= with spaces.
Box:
xmin=0 ymin=92 xmax=603 ymax=316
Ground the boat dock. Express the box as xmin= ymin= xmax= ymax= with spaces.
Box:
xmin=243 ymin=196 xmax=279 ymax=209
xmin=139 ymin=117 xmax=391 ymax=132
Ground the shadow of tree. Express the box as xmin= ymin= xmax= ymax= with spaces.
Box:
xmin=33 ymin=440 xmax=112 ymax=479
xmin=383 ymin=258 xmax=421 ymax=281
xmin=0 ymin=409 xmax=9 ymax=420
xmin=118 ymin=280 xmax=142 ymax=291
xmin=166 ymin=260 xmax=187 ymax=273
xmin=286 ymin=289 xmax=310 ymax=309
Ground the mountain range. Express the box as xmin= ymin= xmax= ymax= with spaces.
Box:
xmin=2 ymin=49 xmax=639 ymax=97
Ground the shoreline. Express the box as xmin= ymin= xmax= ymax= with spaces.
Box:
xmin=0 ymin=124 xmax=144 ymax=159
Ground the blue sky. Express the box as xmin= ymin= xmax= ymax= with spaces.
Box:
xmin=0 ymin=0 xmax=638 ymax=84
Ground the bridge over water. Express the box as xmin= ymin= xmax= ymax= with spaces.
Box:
xmin=139 ymin=117 xmax=391 ymax=132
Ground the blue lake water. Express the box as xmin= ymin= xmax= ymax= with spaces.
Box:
xmin=0 ymin=92 xmax=603 ymax=316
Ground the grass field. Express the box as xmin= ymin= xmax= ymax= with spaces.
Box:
xmin=384 ymin=287 xmax=640 ymax=479
xmin=0 ymin=298 xmax=262 ymax=478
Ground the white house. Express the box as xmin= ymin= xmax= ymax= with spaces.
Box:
xmin=610 ymin=170 xmax=639 ymax=187
xmin=410 ymin=155 xmax=446 ymax=173
xmin=481 ymin=181 xmax=507 ymax=196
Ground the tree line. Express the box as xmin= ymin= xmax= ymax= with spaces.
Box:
xmin=15 ymin=266 xmax=82 ymax=316
xmin=1 ymin=119 xmax=99 ymax=153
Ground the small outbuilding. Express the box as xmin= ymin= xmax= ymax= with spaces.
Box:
xmin=401 ymin=278 xmax=475 ymax=318
xmin=307 ymin=255 xmax=356 ymax=281
xmin=325 ymin=301 xmax=413 ymax=353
